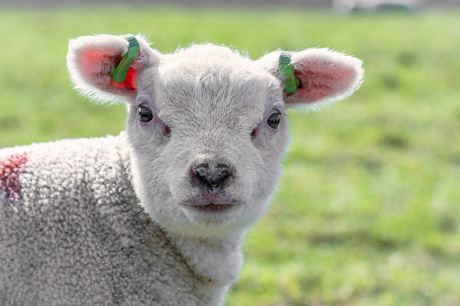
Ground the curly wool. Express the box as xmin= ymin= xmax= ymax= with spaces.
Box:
xmin=0 ymin=133 xmax=226 ymax=306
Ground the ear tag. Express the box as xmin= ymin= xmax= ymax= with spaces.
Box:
xmin=278 ymin=53 xmax=300 ymax=95
xmin=110 ymin=36 xmax=140 ymax=83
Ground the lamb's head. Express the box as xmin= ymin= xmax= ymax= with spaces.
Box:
xmin=67 ymin=34 xmax=363 ymax=238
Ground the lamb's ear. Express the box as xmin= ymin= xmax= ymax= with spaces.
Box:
xmin=258 ymin=48 xmax=364 ymax=109
xmin=67 ymin=34 xmax=159 ymax=103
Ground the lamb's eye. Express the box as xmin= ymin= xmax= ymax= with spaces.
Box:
xmin=138 ymin=105 xmax=153 ymax=122
xmin=267 ymin=111 xmax=281 ymax=129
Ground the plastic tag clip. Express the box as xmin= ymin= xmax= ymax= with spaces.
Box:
xmin=278 ymin=53 xmax=300 ymax=95
xmin=110 ymin=36 xmax=140 ymax=83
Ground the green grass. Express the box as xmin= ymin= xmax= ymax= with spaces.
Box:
xmin=1 ymin=6 xmax=460 ymax=305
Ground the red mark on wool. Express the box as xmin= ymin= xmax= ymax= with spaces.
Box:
xmin=0 ymin=154 xmax=27 ymax=207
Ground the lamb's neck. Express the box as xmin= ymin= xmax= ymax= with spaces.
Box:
xmin=166 ymin=230 xmax=246 ymax=286
xmin=116 ymin=133 xmax=246 ymax=285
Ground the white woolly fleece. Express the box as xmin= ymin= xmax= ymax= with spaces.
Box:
xmin=0 ymin=134 xmax=232 ymax=305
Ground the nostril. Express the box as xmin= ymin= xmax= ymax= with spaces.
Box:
xmin=217 ymin=166 xmax=232 ymax=181
xmin=191 ymin=163 xmax=209 ymax=180
xmin=191 ymin=162 xmax=233 ymax=190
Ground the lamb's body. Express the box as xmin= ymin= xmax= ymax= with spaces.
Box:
xmin=0 ymin=134 xmax=228 ymax=305
xmin=0 ymin=34 xmax=363 ymax=305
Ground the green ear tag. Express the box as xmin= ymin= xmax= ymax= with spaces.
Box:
xmin=278 ymin=53 xmax=300 ymax=95
xmin=110 ymin=36 xmax=140 ymax=83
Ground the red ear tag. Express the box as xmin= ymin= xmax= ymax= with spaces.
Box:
xmin=110 ymin=36 xmax=140 ymax=83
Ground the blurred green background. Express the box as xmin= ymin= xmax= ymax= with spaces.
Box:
xmin=0 ymin=5 xmax=459 ymax=306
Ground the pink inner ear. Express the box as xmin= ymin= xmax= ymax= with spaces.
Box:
xmin=294 ymin=59 xmax=355 ymax=103
xmin=79 ymin=49 xmax=137 ymax=92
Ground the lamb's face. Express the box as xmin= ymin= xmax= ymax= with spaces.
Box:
xmin=126 ymin=46 xmax=289 ymax=236
xmin=67 ymin=34 xmax=363 ymax=238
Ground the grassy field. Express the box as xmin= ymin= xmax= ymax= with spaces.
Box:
xmin=1 ymin=6 xmax=459 ymax=305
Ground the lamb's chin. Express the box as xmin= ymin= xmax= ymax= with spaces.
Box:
xmin=181 ymin=202 xmax=241 ymax=221
xmin=152 ymin=205 xmax=249 ymax=238
xmin=183 ymin=203 xmax=241 ymax=221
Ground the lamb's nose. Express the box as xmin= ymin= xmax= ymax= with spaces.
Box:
xmin=191 ymin=162 xmax=233 ymax=191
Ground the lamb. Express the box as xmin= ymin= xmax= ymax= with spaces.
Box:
xmin=0 ymin=34 xmax=363 ymax=305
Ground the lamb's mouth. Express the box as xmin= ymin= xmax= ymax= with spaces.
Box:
xmin=191 ymin=203 xmax=236 ymax=213
xmin=183 ymin=193 xmax=239 ymax=213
